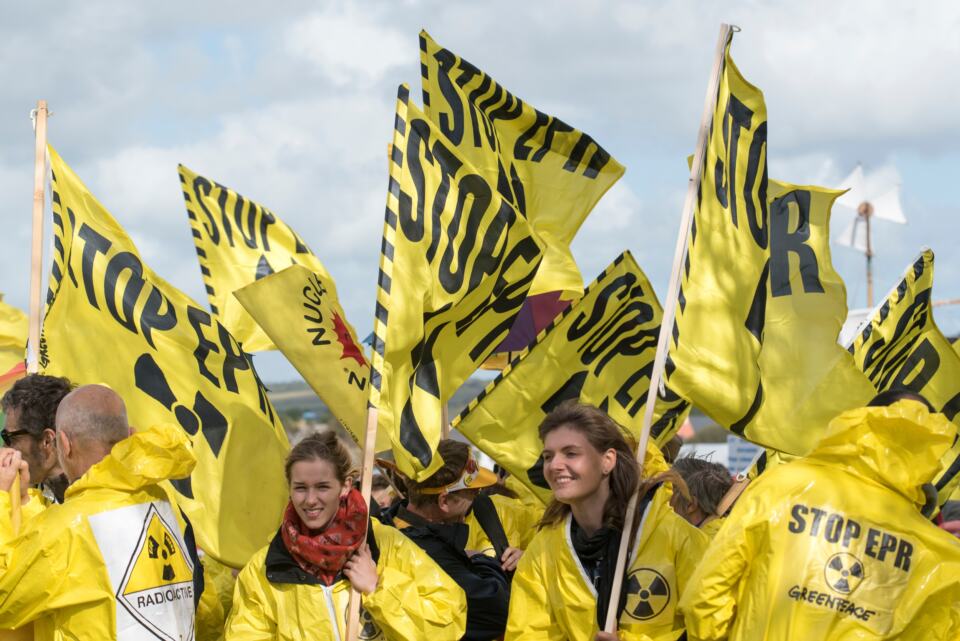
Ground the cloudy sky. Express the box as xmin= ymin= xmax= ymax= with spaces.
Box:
xmin=1 ymin=1 xmax=958 ymax=382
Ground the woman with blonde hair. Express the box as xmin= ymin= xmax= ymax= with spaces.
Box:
xmin=506 ymin=402 xmax=708 ymax=641
xmin=225 ymin=431 xmax=466 ymax=640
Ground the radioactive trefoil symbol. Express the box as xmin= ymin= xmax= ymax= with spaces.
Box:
xmin=623 ymin=568 xmax=671 ymax=621
xmin=824 ymin=553 xmax=865 ymax=594
xmin=358 ymin=606 xmax=381 ymax=640
xmin=147 ymin=532 xmax=179 ymax=581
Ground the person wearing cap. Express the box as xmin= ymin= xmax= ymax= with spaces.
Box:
xmin=392 ymin=439 xmax=518 ymax=641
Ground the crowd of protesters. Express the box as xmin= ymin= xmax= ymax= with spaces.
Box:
xmin=1 ymin=373 xmax=959 ymax=640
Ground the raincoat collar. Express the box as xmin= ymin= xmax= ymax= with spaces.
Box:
xmin=64 ymin=423 xmax=196 ymax=500
xmin=808 ymin=400 xmax=956 ymax=506
xmin=265 ymin=522 xmax=380 ymax=586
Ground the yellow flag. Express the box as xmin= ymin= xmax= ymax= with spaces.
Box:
xmin=666 ymin=44 xmax=873 ymax=456
xmin=0 ymin=295 xmax=27 ymax=374
xmin=369 ymin=85 xmax=543 ymax=481
xmin=234 ymin=265 xmax=389 ymax=451
xmin=178 ymin=164 xmax=332 ymax=352
xmin=419 ymin=31 xmax=624 ymax=299
xmin=453 ymin=251 xmax=690 ymax=502
xmin=42 ymin=147 xmax=290 ymax=568
xmin=848 ymin=250 xmax=960 ymax=504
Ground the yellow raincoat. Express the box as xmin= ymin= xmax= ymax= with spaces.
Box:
xmin=466 ymin=494 xmax=544 ymax=555
xmin=680 ymin=401 xmax=960 ymax=640
xmin=0 ymin=423 xmax=223 ymax=640
xmin=225 ymin=518 xmax=467 ymax=640
xmin=506 ymin=485 xmax=708 ymax=641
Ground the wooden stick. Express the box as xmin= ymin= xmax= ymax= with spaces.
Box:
xmin=344 ymin=406 xmax=379 ymax=641
xmin=602 ymin=23 xmax=734 ymax=633
xmin=441 ymin=403 xmax=450 ymax=438
xmin=27 ymin=100 xmax=48 ymax=374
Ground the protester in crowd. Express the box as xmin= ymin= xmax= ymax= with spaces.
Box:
xmin=0 ymin=384 xmax=222 ymax=640
xmin=1 ymin=374 xmax=74 ymax=504
xmin=390 ymin=439 xmax=519 ymax=641
xmin=225 ymin=431 xmax=466 ymax=640
xmin=506 ymin=401 xmax=708 ymax=641
xmin=371 ymin=473 xmax=397 ymax=510
xmin=680 ymin=391 xmax=960 ymax=640
xmin=670 ymin=456 xmax=733 ymax=538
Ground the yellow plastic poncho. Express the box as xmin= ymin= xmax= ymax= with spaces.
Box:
xmin=680 ymin=401 xmax=960 ymax=641
xmin=225 ymin=519 xmax=467 ymax=640
xmin=506 ymin=484 xmax=708 ymax=641
xmin=0 ymin=423 xmax=226 ymax=640
xmin=466 ymin=493 xmax=544 ymax=555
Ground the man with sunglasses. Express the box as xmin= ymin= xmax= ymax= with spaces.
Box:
xmin=1 ymin=374 xmax=75 ymax=504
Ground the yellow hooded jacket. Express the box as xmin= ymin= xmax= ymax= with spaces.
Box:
xmin=680 ymin=401 xmax=960 ymax=641
xmin=465 ymin=493 xmax=544 ymax=555
xmin=506 ymin=484 xmax=708 ymax=641
xmin=0 ymin=423 xmax=222 ymax=640
xmin=225 ymin=518 xmax=467 ymax=640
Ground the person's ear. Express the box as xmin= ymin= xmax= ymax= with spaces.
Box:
xmin=437 ymin=493 xmax=452 ymax=514
xmin=57 ymin=430 xmax=71 ymax=460
xmin=601 ymin=449 xmax=617 ymax=476
xmin=340 ymin=476 xmax=354 ymax=498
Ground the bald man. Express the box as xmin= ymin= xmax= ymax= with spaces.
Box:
xmin=0 ymin=385 xmax=223 ymax=640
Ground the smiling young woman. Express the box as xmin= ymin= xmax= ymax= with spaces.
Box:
xmin=224 ymin=431 xmax=467 ymax=640
xmin=505 ymin=402 xmax=709 ymax=641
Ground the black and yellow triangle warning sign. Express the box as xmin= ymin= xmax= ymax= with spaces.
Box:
xmin=123 ymin=510 xmax=194 ymax=594
xmin=116 ymin=503 xmax=195 ymax=641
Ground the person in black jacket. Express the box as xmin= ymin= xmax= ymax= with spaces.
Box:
xmin=391 ymin=439 xmax=516 ymax=641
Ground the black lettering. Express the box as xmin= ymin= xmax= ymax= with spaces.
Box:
xmin=890 ymin=338 xmax=940 ymax=392
xmin=214 ymin=183 xmax=236 ymax=247
xmin=877 ymin=533 xmax=897 ymax=562
xmin=399 ymin=120 xmax=431 ymax=243
xmin=103 ymin=251 xmax=144 ymax=335
xmin=216 ymin=323 xmax=249 ymax=394
xmin=769 ymin=189 xmax=823 ymax=297
xmin=824 ymin=514 xmax=843 ymax=543
xmin=432 ymin=48 xmax=464 ymax=145
xmin=809 ymin=507 xmax=826 ymax=536
xmin=347 ymin=371 xmax=366 ymax=391
xmin=788 ymin=504 xmax=808 ymax=533
xmin=514 ymin=109 xmax=550 ymax=161
xmin=78 ymin=222 xmax=112 ymax=309
xmin=865 ymin=528 xmax=881 ymax=558
xmin=139 ymin=288 xmax=177 ymax=349
xmin=187 ymin=306 xmax=220 ymax=387
xmin=438 ymin=174 xmax=492 ymax=294
xmin=842 ymin=519 xmax=861 ymax=548
xmin=192 ymin=176 xmax=221 ymax=245
xmin=895 ymin=538 xmax=913 ymax=571
xmin=714 ymin=94 xmax=754 ymax=220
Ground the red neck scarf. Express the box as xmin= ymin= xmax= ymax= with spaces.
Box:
xmin=281 ymin=488 xmax=368 ymax=585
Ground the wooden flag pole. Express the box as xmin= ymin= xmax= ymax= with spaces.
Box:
xmin=602 ymin=23 xmax=734 ymax=633
xmin=10 ymin=472 xmax=22 ymax=537
xmin=344 ymin=406 xmax=379 ymax=641
xmin=27 ymin=100 xmax=49 ymax=374
xmin=441 ymin=403 xmax=450 ymax=438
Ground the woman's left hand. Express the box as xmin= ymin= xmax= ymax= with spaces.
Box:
xmin=344 ymin=544 xmax=379 ymax=595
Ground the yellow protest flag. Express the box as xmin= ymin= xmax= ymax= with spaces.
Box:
xmin=369 ymin=85 xmax=543 ymax=481
xmin=848 ymin=249 xmax=960 ymax=504
xmin=42 ymin=147 xmax=290 ymax=568
xmin=453 ymin=251 xmax=690 ymax=502
xmin=419 ymin=31 xmax=624 ymax=299
xmin=178 ymin=164 xmax=333 ymax=352
xmin=0 ymin=295 xmax=27 ymax=391
xmin=235 ymin=265 xmax=390 ymax=451
xmin=665 ymin=43 xmax=874 ymax=456
xmin=665 ymin=41 xmax=769 ymax=430
xmin=734 ymin=180 xmax=875 ymax=454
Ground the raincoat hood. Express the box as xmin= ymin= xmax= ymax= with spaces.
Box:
xmin=65 ymin=423 xmax=196 ymax=499
xmin=809 ymin=400 xmax=956 ymax=507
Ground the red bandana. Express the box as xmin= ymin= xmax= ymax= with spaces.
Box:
xmin=281 ymin=488 xmax=368 ymax=585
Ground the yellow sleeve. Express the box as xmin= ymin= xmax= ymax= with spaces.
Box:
xmin=679 ymin=488 xmax=763 ymax=641
xmin=0 ymin=517 xmax=75 ymax=628
xmin=20 ymin=490 xmax=49 ymax=523
xmin=673 ymin=513 xmax=710 ymax=593
xmin=0 ymin=491 xmax=15 ymax=544
xmin=504 ymin=539 xmax=564 ymax=641
xmin=196 ymin=559 xmax=226 ymax=641
xmin=362 ymin=524 xmax=467 ymax=641
xmin=223 ymin=557 xmax=276 ymax=641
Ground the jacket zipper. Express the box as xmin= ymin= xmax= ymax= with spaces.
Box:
xmin=320 ymin=585 xmax=342 ymax=641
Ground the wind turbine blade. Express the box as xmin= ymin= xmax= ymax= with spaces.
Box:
xmin=835 ymin=165 xmax=866 ymax=210
xmin=871 ymin=185 xmax=907 ymax=224
xmin=835 ymin=216 xmax=867 ymax=252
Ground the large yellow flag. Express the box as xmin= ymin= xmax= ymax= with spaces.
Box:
xmin=665 ymin=43 xmax=873 ymax=455
xmin=234 ymin=265 xmax=389 ymax=451
xmin=419 ymin=31 xmax=624 ymax=299
xmin=453 ymin=251 xmax=690 ymax=502
xmin=42 ymin=147 xmax=290 ymax=567
xmin=179 ymin=164 xmax=332 ymax=352
xmin=848 ymin=250 xmax=960 ymax=504
xmin=0 ymin=295 xmax=27 ymax=394
xmin=369 ymin=85 xmax=543 ymax=481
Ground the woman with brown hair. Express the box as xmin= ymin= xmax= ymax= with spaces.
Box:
xmin=505 ymin=402 xmax=708 ymax=641
xmin=225 ymin=431 xmax=466 ymax=640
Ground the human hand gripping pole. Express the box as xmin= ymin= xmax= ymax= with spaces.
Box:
xmin=601 ymin=22 xmax=737 ymax=635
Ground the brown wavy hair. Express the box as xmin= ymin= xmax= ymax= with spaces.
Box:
xmin=285 ymin=431 xmax=357 ymax=486
xmin=538 ymin=401 xmax=688 ymax=531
